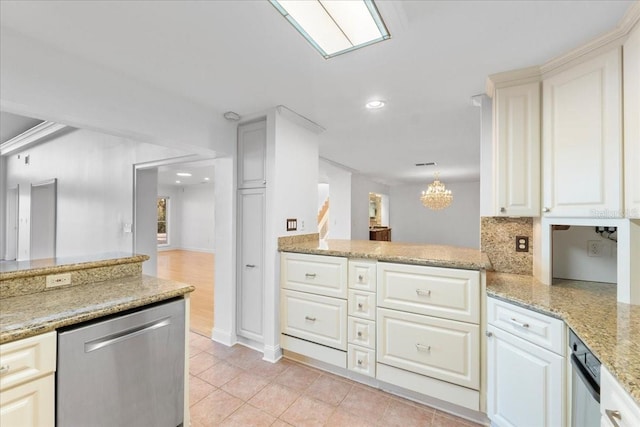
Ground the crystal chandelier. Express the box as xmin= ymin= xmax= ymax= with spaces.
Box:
xmin=420 ymin=172 xmax=453 ymax=210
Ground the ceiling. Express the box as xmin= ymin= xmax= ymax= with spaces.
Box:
xmin=158 ymin=160 xmax=216 ymax=188
xmin=0 ymin=111 xmax=43 ymax=144
xmin=0 ymin=1 xmax=633 ymax=185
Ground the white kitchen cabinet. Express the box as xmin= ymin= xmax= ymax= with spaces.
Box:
xmin=0 ymin=332 xmax=56 ymax=427
xmin=487 ymin=297 xmax=566 ymax=427
xmin=493 ymin=82 xmax=541 ymax=216
xmin=624 ymin=23 xmax=640 ymax=219
xmin=237 ymin=188 xmax=265 ymax=344
xmin=237 ymin=120 xmax=266 ymax=189
xmin=600 ymin=366 xmax=640 ymax=427
xmin=542 ymin=47 xmax=623 ymax=217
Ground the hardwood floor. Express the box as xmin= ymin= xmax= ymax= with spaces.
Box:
xmin=157 ymin=250 xmax=214 ymax=337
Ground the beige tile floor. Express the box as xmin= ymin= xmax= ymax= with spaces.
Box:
xmin=188 ymin=332 xmax=483 ymax=427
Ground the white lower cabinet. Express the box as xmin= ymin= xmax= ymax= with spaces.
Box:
xmin=0 ymin=331 xmax=56 ymax=427
xmin=487 ymin=297 xmax=566 ymax=427
xmin=600 ymin=366 xmax=640 ymax=427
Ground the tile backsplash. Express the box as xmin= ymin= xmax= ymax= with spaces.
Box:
xmin=481 ymin=217 xmax=533 ymax=275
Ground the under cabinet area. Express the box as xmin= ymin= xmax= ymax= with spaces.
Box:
xmin=0 ymin=332 xmax=56 ymax=427
xmin=486 ymin=297 xmax=566 ymax=427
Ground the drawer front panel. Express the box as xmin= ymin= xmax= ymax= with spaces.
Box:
xmin=348 ymin=260 xmax=377 ymax=292
xmin=281 ymin=290 xmax=347 ymax=350
xmin=487 ymin=297 xmax=564 ymax=354
xmin=347 ymin=317 xmax=375 ymax=349
xmin=348 ymin=344 xmax=376 ymax=377
xmin=377 ymin=308 xmax=479 ymax=389
xmin=348 ymin=290 xmax=376 ymax=320
xmin=282 ymin=253 xmax=347 ymax=298
xmin=0 ymin=332 xmax=56 ymax=392
xmin=377 ymin=263 xmax=479 ymax=323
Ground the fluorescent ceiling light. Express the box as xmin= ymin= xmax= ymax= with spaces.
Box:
xmin=176 ymin=172 xmax=192 ymax=177
xmin=270 ymin=0 xmax=390 ymax=59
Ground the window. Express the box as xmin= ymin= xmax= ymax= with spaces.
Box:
xmin=157 ymin=197 xmax=169 ymax=245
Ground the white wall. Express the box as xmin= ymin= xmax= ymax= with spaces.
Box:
xmin=3 ymin=127 xmax=191 ymax=260
xmin=0 ymin=27 xmax=234 ymax=156
xmin=389 ymin=181 xmax=481 ymax=248
xmin=351 ymin=174 xmax=390 ymax=240
xmin=180 ymin=184 xmax=215 ymax=252
xmin=553 ymin=225 xmax=617 ymax=283
xmin=478 ymin=95 xmax=494 ymax=217
xmin=319 ymin=159 xmax=352 ymax=239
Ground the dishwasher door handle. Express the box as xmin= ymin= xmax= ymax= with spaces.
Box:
xmin=84 ymin=317 xmax=172 ymax=353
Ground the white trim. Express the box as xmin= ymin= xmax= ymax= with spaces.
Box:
xmin=212 ymin=327 xmax=236 ymax=346
xmin=262 ymin=343 xmax=282 ymax=363
xmin=485 ymin=66 xmax=541 ymax=96
xmin=276 ymin=105 xmax=325 ymax=134
xmin=0 ymin=121 xmax=68 ymax=156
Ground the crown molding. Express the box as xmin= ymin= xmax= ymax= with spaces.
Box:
xmin=276 ymin=105 xmax=326 ymax=134
xmin=540 ymin=0 xmax=640 ymax=76
xmin=0 ymin=121 xmax=68 ymax=156
xmin=486 ymin=66 xmax=542 ymax=97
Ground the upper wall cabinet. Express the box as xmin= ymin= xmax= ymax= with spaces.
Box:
xmin=237 ymin=120 xmax=267 ymax=189
xmin=494 ymin=82 xmax=541 ymax=217
xmin=624 ymin=24 xmax=640 ymax=219
xmin=542 ymin=47 xmax=623 ymax=218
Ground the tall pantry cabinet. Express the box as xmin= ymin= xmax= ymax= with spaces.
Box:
xmin=624 ymin=22 xmax=640 ymax=219
xmin=236 ymin=120 xmax=267 ymax=344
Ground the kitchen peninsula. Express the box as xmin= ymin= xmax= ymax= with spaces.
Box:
xmin=0 ymin=253 xmax=194 ymax=426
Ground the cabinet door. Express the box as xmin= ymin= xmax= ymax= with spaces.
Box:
xmin=494 ymin=82 xmax=541 ymax=216
xmin=542 ymin=47 xmax=622 ymax=217
xmin=0 ymin=375 xmax=54 ymax=427
xmin=237 ymin=120 xmax=266 ymax=189
xmin=487 ymin=325 xmax=564 ymax=427
xmin=624 ymin=24 xmax=640 ymax=218
xmin=237 ymin=188 xmax=265 ymax=343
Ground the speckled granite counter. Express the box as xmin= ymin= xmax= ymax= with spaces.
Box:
xmin=0 ymin=274 xmax=194 ymax=344
xmin=487 ymin=272 xmax=640 ymax=405
xmin=279 ymin=239 xmax=492 ymax=270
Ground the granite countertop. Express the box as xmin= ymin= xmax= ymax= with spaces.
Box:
xmin=279 ymin=239 xmax=492 ymax=270
xmin=0 ymin=274 xmax=194 ymax=344
xmin=0 ymin=252 xmax=149 ymax=280
xmin=487 ymin=271 xmax=640 ymax=405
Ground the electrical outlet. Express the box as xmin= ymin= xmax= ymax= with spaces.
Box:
xmin=587 ymin=240 xmax=605 ymax=257
xmin=515 ymin=236 xmax=529 ymax=252
xmin=46 ymin=273 xmax=71 ymax=288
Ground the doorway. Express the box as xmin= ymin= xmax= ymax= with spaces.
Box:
xmin=30 ymin=179 xmax=57 ymax=259
xmin=4 ymin=186 xmax=19 ymax=261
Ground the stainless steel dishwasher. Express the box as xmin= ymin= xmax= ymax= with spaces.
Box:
xmin=56 ymin=298 xmax=185 ymax=427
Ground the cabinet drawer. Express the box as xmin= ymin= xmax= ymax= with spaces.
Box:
xmin=281 ymin=253 xmax=347 ymax=298
xmin=0 ymin=332 xmax=56 ymax=392
xmin=348 ymin=290 xmax=375 ymax=320
xmin=348 ymin=260 xmax=376 ymax=292
xmin=377 ymin=263 xmax=480 ymax=323
xmin=601 ymin=367 xmax=640 ymax=427
xmin=377 ymin=308 xmax=479 ymax=389
xmin=487 ymin=297 xmax=565 ymax=355
xmin=348 ymin=317 xmax=375 ymax=349
xmin=281 ymin=289 xmax=347 ymax=350
xmin=347 ymin=345 xmax=375 ymax=378
xmin=0 ymin=374 xmax=55 ymax=427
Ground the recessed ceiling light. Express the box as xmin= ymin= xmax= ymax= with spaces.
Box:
xmin=270 ymin=0 xmax=390 ymax=59
xmin=204 ymin=177 xmax=210 ymax=181
xmin=366 ymin=100 xmax=385 ymax=109
xmin=176 ymin=172 xmax=192 ymax=177
xmin=175 ymin=180 xmax=181 ymax=184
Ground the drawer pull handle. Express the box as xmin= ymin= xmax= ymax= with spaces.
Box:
xmin=358 ymin=274 xmax=364 ymax=282
xmin=357 ymin=359 xmax=363 ymax=365
xmin=305 ymin=316 xmax=316 ymax=322
xmin=415 ymin=343 xmax=431 ymax=352
xmin=486 ymin=331 xmax=493 ymax=337
xmin=358 ymin=303 xmax=364 ymax=310
xmin=0 ymin=365 xmax=10 ymax=375
xmin=415 ymin=289 xmax=431 ymax=297
xmin=510 ymin=318 xmax=530 ymax=328
xmin=245 ymin=264 xmax=256 ymax=268
xmin=605 ymin=409 xmax=621 ymax=427
xmin=305 ymin=273 xmax=316 ymax=279
xmin=357 ymin=331 xmax=363 ymax=337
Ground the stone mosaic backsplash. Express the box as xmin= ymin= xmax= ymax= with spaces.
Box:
xmin=481 ymin=217 xmax=533 ymax=275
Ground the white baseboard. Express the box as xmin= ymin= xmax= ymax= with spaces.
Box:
xmin=263 ymin=343 xmax=282 ymax=363
xmin=212 ymin=327 xmax=235 ymax=346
